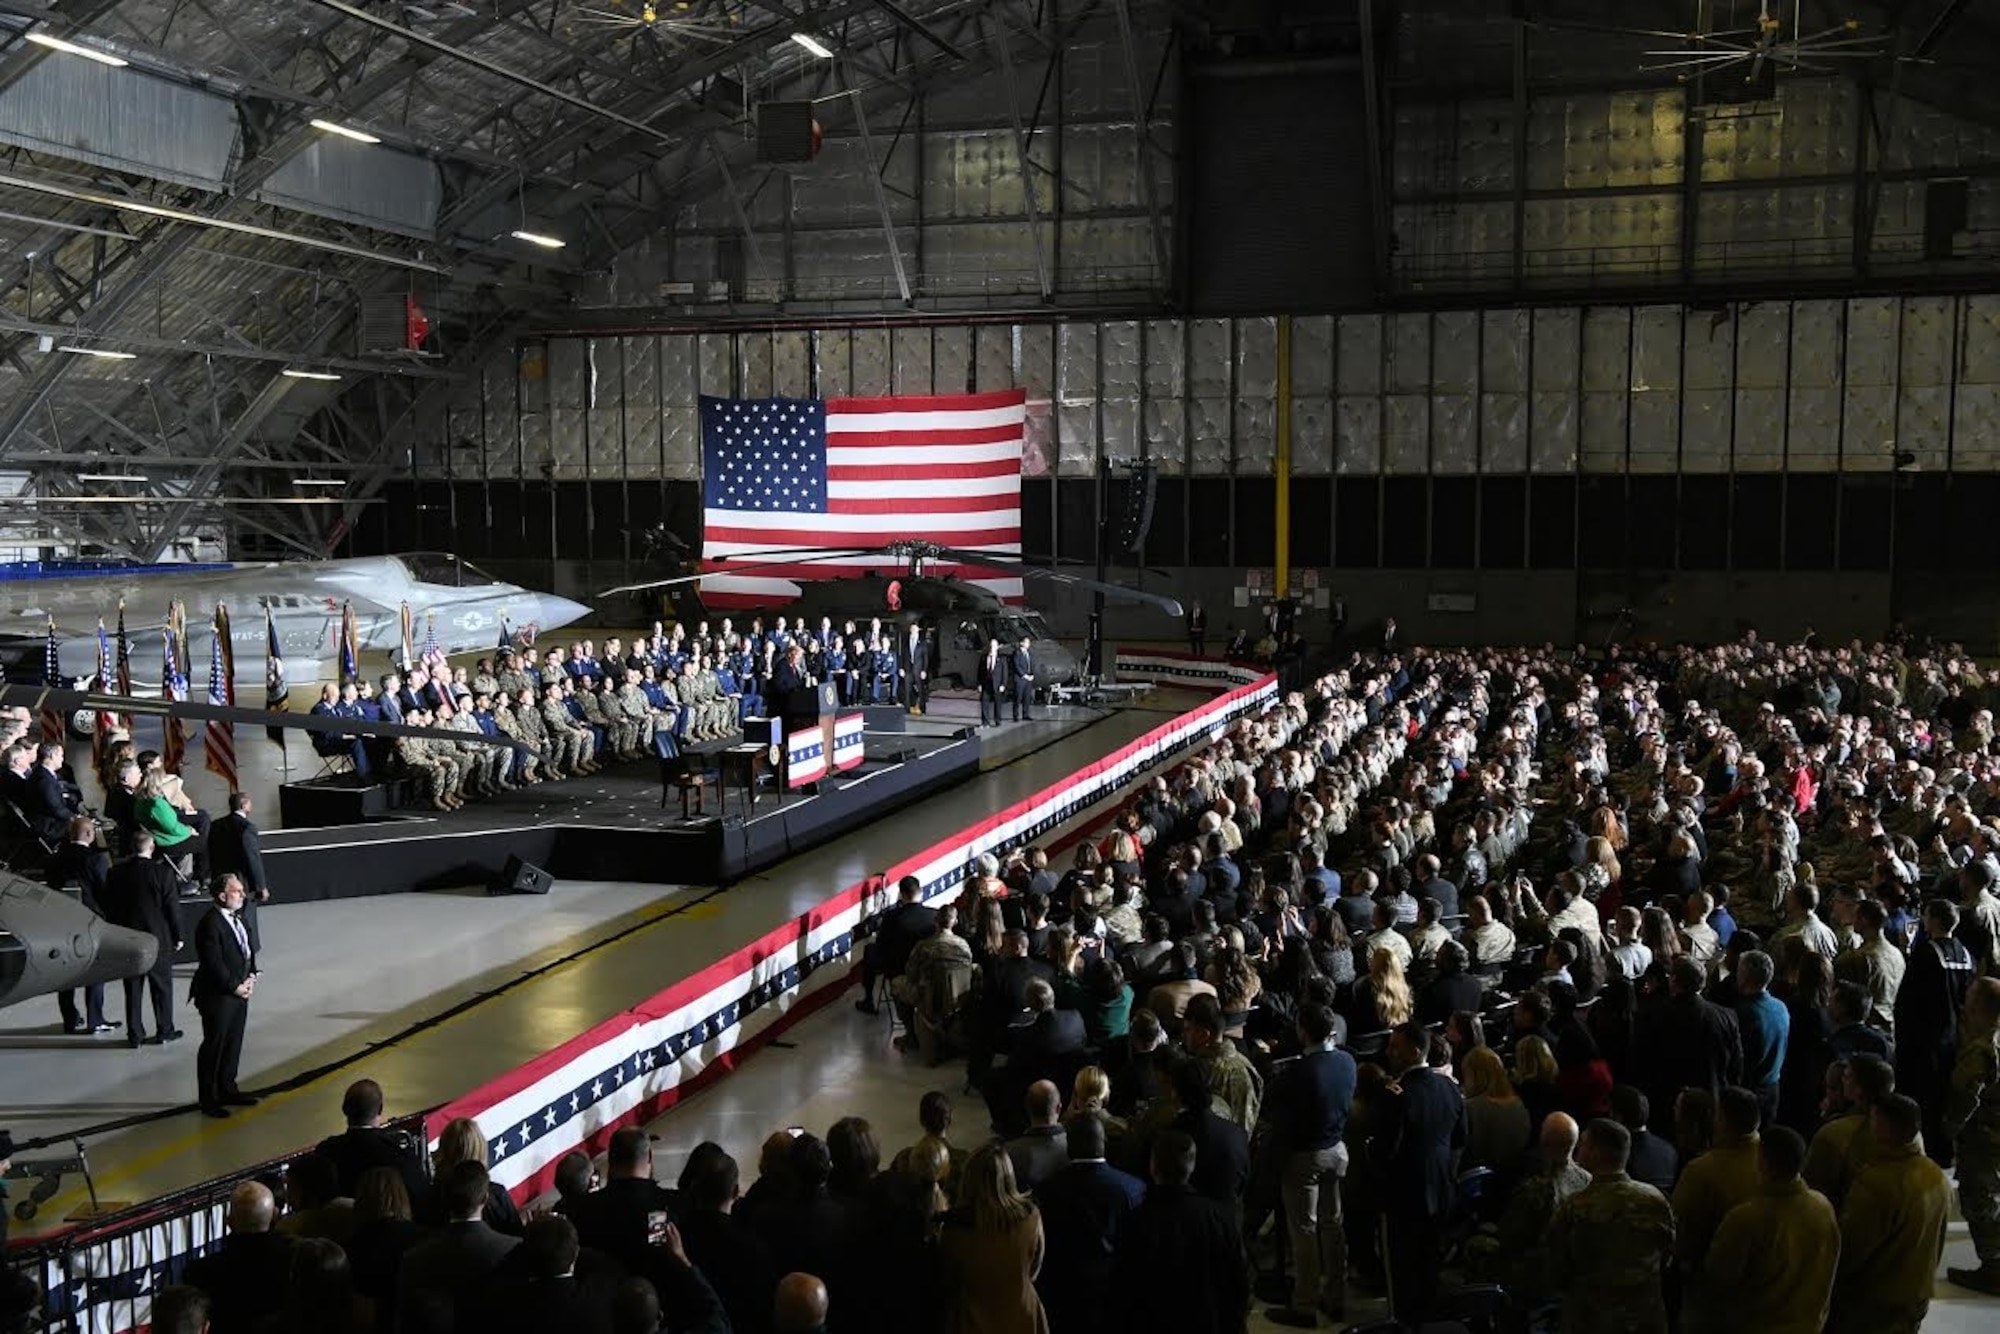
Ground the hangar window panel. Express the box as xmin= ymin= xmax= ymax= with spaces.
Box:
xmin=1381 ymin=478 xmax=1427 ymax=567
xmin=1187 ymin=480 xmax=1233 ymax=567
xmin=1838 ymin=476 xmax=1892 ymax=571
xmin=1056 ymin=479 xmax=1098 ymax=565
xmin=1335 ymin=478 xmax=1381 ymax=569
xmin=1021 ymin=478 xmax=1055 ymax=563
xmin=1289 ymin=478 xmax=1333 ymax=568
xmin=1481 ymin=476 xmax=1526 ymax=570
xmin=524 ymin=484 xmax=555 ymax=561
xmin=1895 ymin=475 xmax=1948 ymax=572
xmin=1577 ymin=477 xmax=1627 ymax=569
xmin=589 ymin=482 xmax=629 ymax=560
xmin=1730 ymin=475 xmax=1783 ymax=570
xmin=1431 ymin=478 xmax=1476 ymax=568
xmin=1148 ymin=477 xmax=1188 ymax=568
xmin=1785 ymin=474 xmax=1837 ymax=569
xmin=1527 ymin=477 xmax=1576 ymax=570
xmin=1627 ymin=477 xmax=1678 ymax=568
xmin=1234 ymin=480 xmax=1277 ymax=566
xmin=555 ymin=484 xmax=589 ymax=554
xmin=1678 ymin=476 xmax=1730 ymax=570
xmin=1945 ymin=476 xmax=2000 ymax=568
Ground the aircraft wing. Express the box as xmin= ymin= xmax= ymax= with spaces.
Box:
xmin=0 ymin=683 xmax=543 ymax=758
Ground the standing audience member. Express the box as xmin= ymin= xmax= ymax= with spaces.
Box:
xmin=47 ymin=814 xmax=115 ymax=1034
xmin=99 ymin=829 xmax=182 ymax=1048
xmin=1546 ymin=1119 xmax=1675 ymax=1334
xmin=397 ymin=1160 xmax=520 ymax=1334
xmin=1830 ymin=1093 xmax=1952 ymax=1333
xmin=191 ymin=875 xmax=258 ymax=1119
xmin=937 ymin=1143 xmax=1048 ymax=1334
xmin=1033 ymin=1112 xmax=1144 ymax=1332
xmin=564 ymin=1127 xmax=679 ymax=1278
xmin=1263 ymin=1002 xmax=1356 ymax=1328
xmin=1671 ymin=1085 xmax=1762 ymax=1283
xmin=206 ymin=792 xmax=271 ymax=952
xmin=1109 ymin=1129 xmax=1248 ymax=1334
xmin=1376 ymin=1022 xmax=1465 ymax=1324
xmin=1947 ymin=976 xmax=2000 ymax=1294
xmin=1732 ymin=950 xmax=1790 ymax=1126
xmin=1693 ymin=1126 xmax=1838 ymax=1334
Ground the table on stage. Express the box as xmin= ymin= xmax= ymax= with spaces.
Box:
xmin=717 ymin=743 xmax=773 ymax=815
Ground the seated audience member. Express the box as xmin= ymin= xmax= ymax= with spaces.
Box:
xmin=564 ymin=1126 xmax=679 ymax=1276
xmin=398 ymin=1160 xmax=520 ymax=1334
xmin=487 ymin=1215 xmax=619 ymax=1334
xmin=346 ymin=1166 xmax=427 ymax=1324
xmin=854 ymin=875 xmax=934 ymax=1015
xmin=422 ymin=1117 xmax=523 ymax=1237
xmin=674 ymin=1144 xmax=778 ymax=1334
xmin=772 ymin=1272 xmax=829 ymax=1334
xmin=319 ymin=1078 xmax=428 ymax=1201
xmin=182 ymin=1181 xmax=295 ymax=1334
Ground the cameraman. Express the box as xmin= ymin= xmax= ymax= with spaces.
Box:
xmin=317 ymin=1080 xmax=427 ymax=1201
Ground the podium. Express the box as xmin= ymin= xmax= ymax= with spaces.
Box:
xmin=781 ymin=680 xmax=840 ymax=734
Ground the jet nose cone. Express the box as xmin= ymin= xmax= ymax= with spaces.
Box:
xmin=537 ymin=595 xmax=592 ymax=634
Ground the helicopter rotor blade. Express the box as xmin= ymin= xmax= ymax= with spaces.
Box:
xmin=923 ymin=546 xmax=1184 ymax=617
xmin=0 ymin=684 xmax=540 ymax=758
xmin=596 ymin=547 xmax=883 ymax=598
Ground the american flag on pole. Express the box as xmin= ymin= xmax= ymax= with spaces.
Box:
xmin=38 ymin=616 xmax=62 ymax=745
xmin=163 ymin=606 xmax=190 ymax=774
xmin=698 ymin=389 xmax=1027 ymax=608
xmin=339 ymin=600 xmax=360 ymax=686
xmin=92 ymin=619 xmax=116 ymax=770
xmin=113 ymin=600 xmax=133 ymax=740
xmin=204 ymin=603 xmax=237 ymax=791
xmin=265 ymin=605 xmax=289 ymax=749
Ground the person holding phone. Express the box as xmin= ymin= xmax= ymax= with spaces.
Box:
xmin=564 ymin=1126 xmax=678 ymax=1276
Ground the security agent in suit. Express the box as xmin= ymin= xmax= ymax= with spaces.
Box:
xmin=976 ymin=637 xmax=1008 ymax=727
xmin=192 ymin=875 xmax=259 ymax=1117
xmin=48 ymin=814 xmax=117 ymax=1033
xmin=856 ymin=874 xmax=937 ymax=1015
xmin=901 ymin=622 xmax=931 ymax=713
xmin=99 ymin=829 xmax=183 ymax=1048
xmin=1008 ymin=636 xmax=1037 ymax=721
xmin=1376 ymin=1021 xmax=1467 ymax=1324
xmin=1109 ymin=1128 xmax=1249 ymax=1334
xmin=206 ymin=791 xmax=270 ymax=953
xmin=1034 ymin=1110 xmax=1146 ymax=1332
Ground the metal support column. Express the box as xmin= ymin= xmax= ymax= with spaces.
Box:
xmin=991 ymin=15 xmax=1052 ymax=301
xmin=1276 ymin=314 xmax=1292 ymax=600
xmin=844 ymin=69 xmax=912 ymax=305
xmin=1111 ymin=0 xmax=1168 ymax=283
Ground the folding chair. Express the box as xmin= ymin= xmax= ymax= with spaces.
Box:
xmin=1 ymin=801 xmax=57 ymax=871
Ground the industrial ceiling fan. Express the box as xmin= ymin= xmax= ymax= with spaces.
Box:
xmin=1638 ymin=0 xmax=1899 ymax=80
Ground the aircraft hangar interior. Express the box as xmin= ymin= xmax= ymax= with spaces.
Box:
xmin=3 ymin=1 xmax=2000 ymax=1332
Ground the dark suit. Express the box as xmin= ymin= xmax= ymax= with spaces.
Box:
xmin=1377 ymin=1065 xmax=1467 ymax=1322
xmin=1109 ymin=1183 xmax=1248 ymax=1334
xmin=861 ymin=900 xmax=937 ymax=1003
xmin=191 ymin=905 xmax=255 ymax=1108
xmin=1633 ymin=990 xmax=1744 ymax=1132
xmin=23 ymin=765 xmax=76 ymax=841
xmin=99 ymin=853 xmax=181 ymax=1041
xmin=181 ymin=1230 xmax=296 ymax=1334
xmin=675 ymin=1208 xmax=778 ymax=1334
xmin=561 ymin=1175 xmax=678 ymax=1277
xmin=1418 ymin=971 xmax=1484 ymax=1026
xmin=900 ymin=632 xmax=930 ymax=710
xmin=397 ymin=1220 xmax=521 ymax=1334
xmin=1008 ymin=646 xmax=1037 ymax=720
xmin=48 ymin=841 xmax=111 ymax=1029
xmin=1036 ymin=1159 xmax=1147 ymax=1330
xmin=976 ymin=649 xmax=1008 ymax=726
xmin=487 ymin=1257 xmax=620 ymax=1334
xmin=1172 ymin=1107 xmax=1251 ymax=1205
xmin=1002 ymin=1123 xmax=1071 ymax=1194
xmin=318 ymin=1125 xmax=430 ymax=1201
xmin=206 ymin=811 xmax=268 ymax=952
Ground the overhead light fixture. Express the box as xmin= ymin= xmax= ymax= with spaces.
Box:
xmin=280 ymin=367 xmax=342 ymax=381
xmin=291 ymin=477 xmax=346 ymax=487
xmin=791 ymin=32 xmax=834 ymax=58
xmin=56 ymin=345 xmax=136 ymax=361
xmin=77 ymin=473 xmax=148 ymax=483
xmin=510 ymin=229 xmax=565 ymax=249
xmin=25 ymin=32 xmax=129 ymax=67
xmin=309 ymin=118 xmax=381 ymax=145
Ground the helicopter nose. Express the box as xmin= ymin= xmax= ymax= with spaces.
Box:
xmin=75 ymin=922 xmax=160 ymax=989
xmin=535 ymin=595 xmax=592 ymax=634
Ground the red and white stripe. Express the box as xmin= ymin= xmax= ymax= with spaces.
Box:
xmin=701 ymin=389 xmax=1026 ymax=609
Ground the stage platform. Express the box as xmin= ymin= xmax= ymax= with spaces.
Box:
xmin=252 ymin=695 xmax=1108 ymax=907
xmin=1 ymin=689 xmax=1206 ymax=1240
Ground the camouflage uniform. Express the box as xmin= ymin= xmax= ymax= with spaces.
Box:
xmin=495 ymin=666 xmax=530 ymax=699
xmin=578 ymin=686 xmax=623 ymax=758
xmin=680 ymin=668 xmax=713 ymax=739
xmin=393 ymin=735 xmax=452 ymax=810
xmin=1195 ymin=1036 xmax=1262 ymax=1132
xmin=499 ymin=698 xmax=548 ymax=783
xmin=1546 ymin=1169 xmax=1675 ymax=1334
xmin=598 ymin=681 xmax=644 ymax=758
xmin=419 ymin=734 xmax=466 ymax=803
xmin=1465 ymin=1158 xmax=1589 ymax=1306
xmin=448 ymin=710 xmax=507 ymax=794
xmin=1946 ymin=1027 xmax=2000 ymax=1269
xmin=540 ymin=693 xmax=593 ymax=774
xmin=615 ymin=680 xmax=658 ymax=752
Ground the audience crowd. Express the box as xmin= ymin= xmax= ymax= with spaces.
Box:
xmin=10 ymin=628 xmax=2000 ymax=1334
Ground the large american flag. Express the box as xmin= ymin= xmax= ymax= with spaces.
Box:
xmin=698 ymin=389 xmax=1026 ymax=608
